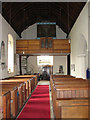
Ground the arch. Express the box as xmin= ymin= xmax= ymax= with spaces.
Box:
xmin=78 ymin=34 xmax=87 ymax=56
xmin=76 ymin=34 xmax=87 ymax=78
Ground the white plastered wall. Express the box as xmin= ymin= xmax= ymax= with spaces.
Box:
xmin=53 ymin=56 xmax=67 ymax=75
xmin=69 ymin=3 xmax=88 ymax=79
xmin=27 ymin=56 xmax=38 ymax=74
xmin=21 ymin=24 xmax=66 ymax=39
xmin=56 ymin=25 xmax=67 ymax=39
xmin=0 ymin=14 xmax=2 ymax=80
xmin=88 ymin=2 xmax=90 ymax=69
xmin=21 ymin=24 xmax=37 ymax=39
xmin=0 ymin=14 xmax=19 ymax=79
xmin=27 ymin=56 xmax=67 ymax=75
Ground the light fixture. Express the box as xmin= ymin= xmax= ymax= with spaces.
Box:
xmin=69 ymin=39 xmax=71 ymax=43
xmin=23 ymin=51 xmax=25 ymax=54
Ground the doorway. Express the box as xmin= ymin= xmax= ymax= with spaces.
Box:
xmin=37 ymin=56 xmax=53 ymax=80
xmin=42 ymin=65 xmax=53 ymax=80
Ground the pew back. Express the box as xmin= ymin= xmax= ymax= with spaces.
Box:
xmin=50 ymin=75 xmax=90 ymax=119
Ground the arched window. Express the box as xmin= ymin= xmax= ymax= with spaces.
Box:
xmin=8 ymin=34 xmax=14 ymax=73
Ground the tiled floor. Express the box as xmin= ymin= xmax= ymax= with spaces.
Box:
xmin=38 ymin=80 xmax=50 ymax=85
xmin=38 ymin=80 xmax=54 ymax=119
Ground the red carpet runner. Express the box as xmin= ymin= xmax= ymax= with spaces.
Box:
xmin=17 ymin=85 xmax=50 ymax=119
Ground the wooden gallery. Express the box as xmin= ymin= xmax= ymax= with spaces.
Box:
xmin=0 ymin=1 xmax=90 ymax=119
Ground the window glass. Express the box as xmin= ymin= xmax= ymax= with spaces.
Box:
xmin=8 ymin=34 xmax=14 ymax=73
xmin=37 ymin=56 xmax=53 ymax=65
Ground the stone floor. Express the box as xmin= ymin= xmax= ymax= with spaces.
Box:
xmin=38 ymin=80 xmax=54 ymax=119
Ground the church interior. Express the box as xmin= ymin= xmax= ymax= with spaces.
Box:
xmin=0 ymin=1 xmax=90 ymax=119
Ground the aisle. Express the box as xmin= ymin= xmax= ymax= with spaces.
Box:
xmin=17 ymin=85 xmax=50 ymax=119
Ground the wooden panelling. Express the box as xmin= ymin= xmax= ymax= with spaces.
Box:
xmin=56 ymin=99 xmax=89 ymax=118
xmin=16 ymin=40 xmax=28 ymax=54
xmin=53 ymin=39 xmax=70 ymax=50
xmin=16 ymin=38 xmax=70 ymax=55
xmin=53 ymin=39 xmax=69 ymax=44
xmin=28 ymin=40 xmax=40 ymax=50
xmin=28 ymin=46 xmax=40 ymax=50
xmin=54 ymin=44 xmax=70 ymax=50
xmin=16 ymin=40 xmax=28 ymax=48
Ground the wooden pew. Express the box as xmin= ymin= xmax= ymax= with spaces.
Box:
xmin=0 ymin=75 xmax=37 ymax=119
xmin=15 ymin=75 xmax=38 ymax=86
xmin=0 ymin=91 xmax=11 ymax=119
xmin=53 ymin=79 xmax=89 ymax=99
xmin=51 ymin=77 xmax=83 ymax=85
xmin=56 ymin=99 xmax=89 ymax=118
xmin=52 ymin=79 xmax=88 ymax=86
xmin=51 ymin=77 xmax=89 ymax=118
xmin=51 ymin=77 xmax=86 ymax=96
xmin=3 ymin=74 xmax=38 ymax=95
xmin=1 ymin=79 xmax=30 ymax=98
xmin=15 ymin=76 xmax=35 ymax=92
xmin=50 ymin=78 xmax=85 ymax=98
xmin=0 ymin=90 xmax=11 ymax=119
xmin=51 ymin=78 xmax=88 ymax=98
xmin=51 ymin=75 xmax=75 ymax=79
xmin=14 ymin=77 xmax=35 ymax=92
xmin=50 ymin=75 xmax=76 ymax=91
xmin=54 ymin=84 xmax=89 ymax=99
xmin=2 ymin=88 xmax=18 ymax=118
xmin=4 ymin=76 xmax=35 ymax=92
xmin=50 ymin=75 xmax=76 ymax=89
xmin=0 ymin=82 xmax=24 ymax=118
xmin=0 ymin=82 xmax=26 ymax=104
xmin=54 ymin=86 xmax=89 ymax=118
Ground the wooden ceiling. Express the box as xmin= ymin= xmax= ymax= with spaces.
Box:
xmin=2 ymin=2 xmax=86 ymax=37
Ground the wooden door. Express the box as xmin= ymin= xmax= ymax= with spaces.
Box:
xmin=40 ymin=37 xmax=53 ymax=53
